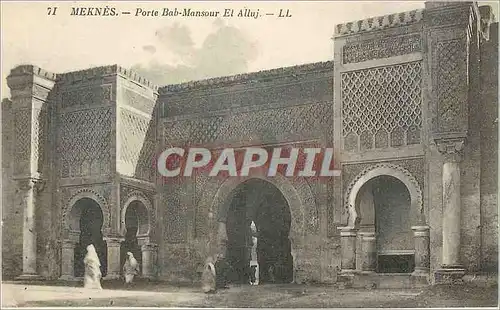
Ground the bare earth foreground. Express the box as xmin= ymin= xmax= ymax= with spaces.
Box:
xmin=2 ymin=280 xmax=498 ymax=308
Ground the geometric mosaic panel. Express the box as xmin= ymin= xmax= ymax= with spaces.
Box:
xmin=436 ymin=39 xmax=467 ymax=133
xmin=341 ymin=61 xmax=422 ymax=151
xmin=14 ymin=109 xmax=31 ymax=161
xmin=61 ymin=85 xmax=112 ymax=109
xmin=119 ymin=109 xmax=156 ymax=181
xmin=58 ymin=108 xmax=112 ymax=177
xmin=119 ymin=109 xmax=149 ymax=163
xmin=123 ymin=88 xmax=155 ymax=115
xmin=164 ymin=102 xmax=332 ymax=146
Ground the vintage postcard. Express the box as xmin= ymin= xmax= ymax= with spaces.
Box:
xmin=1 ymin=0 xmax=498 ymax=308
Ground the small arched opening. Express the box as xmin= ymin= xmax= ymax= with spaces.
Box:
xmin=120 ymin=200 xmax=150 ymax=275
xmin=70 ymin=198 xmax=107 ymax=277
xmin=355 ymin=175 xmax=414 ymax=273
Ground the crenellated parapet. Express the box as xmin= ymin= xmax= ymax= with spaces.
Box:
xmin=335 ymin=9 xmax=423 ymax=37
xmin=57 ymin=65 xmax=159 ymax=91
xmin=8 ymin=65 xmax=57 ymax=82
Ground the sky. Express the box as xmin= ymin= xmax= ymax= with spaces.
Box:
xmin=1 ymin=1 xmax=498 ymax=97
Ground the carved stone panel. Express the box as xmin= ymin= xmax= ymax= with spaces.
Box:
xmin=341 ymin=62 xmax=422 ymax=151
xmin=163 ymin=179 xmax=188 ymax=243
xmin=58 ymin=107 xmax=112 ymax=178
xmin=343 ymin=34 xmax=422 ymax=64
xmin=123 ymin=88 xmax=155 ymax=115
xmin=164 ymin=102 xmax=332 ymax=146
xmin=434 ymin=39 xmax=468 ymax=133
xmin=60 ymin=85 xmax=112 ymax=109
xmin=194 ymin=171 xmax=225 ymax=239
xmin=118 ymin=109 xmax=156 ymax=181
xmin=14 ymin=109 xmax=31 ymax=175
xmin=161 ymin=64 xmax=332 ymax=116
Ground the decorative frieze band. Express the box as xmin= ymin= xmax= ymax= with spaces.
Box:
xmin=342 ymin=34 xmax=422 ymax=64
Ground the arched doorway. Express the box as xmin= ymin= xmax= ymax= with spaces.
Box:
xmin=224 ymin=179 xmax=293 ymax=284
xmin=355 ymin=175 xmax=414 ymax=273
xmin=70 ymin=198 xmax=107 ymax=277
xmin=120 ymin=200 xmax=150 ymax=275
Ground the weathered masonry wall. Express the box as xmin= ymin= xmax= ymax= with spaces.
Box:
xmin=157 ymin=63 xmax=338 ymax=282
xmin=479 ymin=20 xmax=498 ymax=272
xmin=2 ymin=1 xmax=497 ymax=285
xmin=334 ymin=1 xmax=498 ymax=284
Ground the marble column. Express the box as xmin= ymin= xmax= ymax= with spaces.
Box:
xmin=16 ymin=179 xmax=44 ymax=280
xmin=338 ymin=227 xmax=358 ymax=272
xmin=141 ymin=243 xmax=158 ymax=280
xmin=103 ymin=237 xmax=124 ymax=280
xmin=359 ymin=232 xmax=376 ymax=272
xmin=435 ymin=138 xmax=466 ymax=282
xmin=412 ymin=225 xmax=430 ymax=275
xmin=59 ymin=239 xmax=78 ymax=280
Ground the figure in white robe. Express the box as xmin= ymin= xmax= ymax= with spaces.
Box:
xmin=123 ymin=252 xmax=140 ymax=285
xmin=83 ymin=244 xmax=102 ymax=289
xmin=201 ymin=257 xmax=216 ymax=293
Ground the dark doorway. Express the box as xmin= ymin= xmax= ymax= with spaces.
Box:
xmin=120 ymin=202 xmax=146 ymax=274
xmin=73 ymin=198 xmax=107 ymax=277
xmin=225 ymin=179 xmax=293 ymax=284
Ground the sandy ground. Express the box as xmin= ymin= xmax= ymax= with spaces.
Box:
xmin=2 ymin=280 xmax=498 ymax=308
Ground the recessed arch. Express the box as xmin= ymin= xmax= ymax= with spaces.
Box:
xmin=211 ymin=172 xmax=315 ymax=240
xmin=64 ymin=189 xmax=110 ymax=233
xmin=208 ymin=170 xmax=317 ymax=283
xmin=120 ymin=194 xmax=153 ymax=237
xmin=344 ymin=163 xmax=424 ymax=228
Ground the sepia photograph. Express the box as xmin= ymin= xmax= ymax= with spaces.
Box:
xmin=1 ymin=0 xmax=498 ymax=308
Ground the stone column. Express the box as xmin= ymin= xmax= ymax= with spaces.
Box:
xmin=141 ymin=243 xmax=158 ymax=280
xmin=103 ymin=237 xmax=124 ymax=280
xmin=16 ymin=179 xmax=44 ymax=280
xmin=338 ymin=227 xmax=358 ymax=272
xmin=435 ymin=138 xmax=466 ymax=282
xmin=359 ymin=232 xmax=376 ymax=272
xmin=59 ymin=239 xmax=78 ymax=280
xmin=411 ymin=225 xmax=430 ymax=275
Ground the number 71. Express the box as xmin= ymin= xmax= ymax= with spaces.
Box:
xmin=47 ymin=7 xmax=58 ymax=15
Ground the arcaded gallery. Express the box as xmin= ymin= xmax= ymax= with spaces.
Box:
xmin=2 ymin=2 xmax=498 ymax=288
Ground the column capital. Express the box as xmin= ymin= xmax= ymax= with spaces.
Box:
xmin=103 ymin=237 xmax=125 ymax=245
xmin=61 ymin=239 xmax=78 ymax=248
xmin=411 ymin=225 xmax=430 ymax=237
xmin=141 ymin=243 xmax=158 ymax=252
xmin=16 ymin=178 xmax=46 ymax=192
xmin=359 ymin=231 xmax=376 ymax=240
xmin=338 ymin=226 xmax=358 ymax=237
xmin=435 ymin=136 xmax=466 ymax=162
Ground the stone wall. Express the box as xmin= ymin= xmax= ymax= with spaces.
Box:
xmin=480 ymin=22 xmax=498 ymax=272
xmin=1 ymin=98 xmax=23 ymax=278
xmin=156 ymin=63 xmax=335 ymax=282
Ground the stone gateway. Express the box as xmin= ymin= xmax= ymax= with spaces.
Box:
xmin=1 ymin=2 xmax=498 ymax=288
